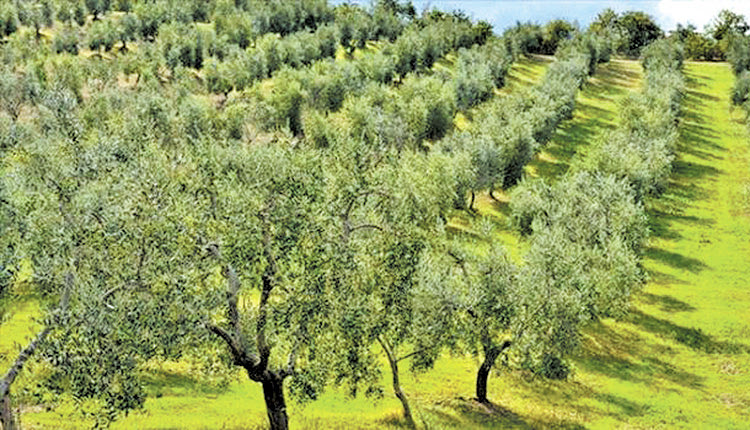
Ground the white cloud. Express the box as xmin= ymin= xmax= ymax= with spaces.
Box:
xmin=658 ymin=0 xmax=750 ymax=31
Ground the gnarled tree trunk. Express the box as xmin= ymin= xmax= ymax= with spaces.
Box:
xmin=378 ymin=336 xmax=416 ymax=429
xmin=261 ymin=371 xmax=288 ymax=430
xmin=476 ymin=340 xmax=511 ymax=404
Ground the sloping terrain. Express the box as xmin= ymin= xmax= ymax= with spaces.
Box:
xmin=14 ymin=59 xmax=750 ymax=430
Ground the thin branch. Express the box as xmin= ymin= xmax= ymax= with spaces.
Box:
xmin=281 ymin=337 xmax=301 ymax=379
xmin=396 ymin=344 xmax=439 ymax=363
xmin=350 ymin=224 xmax=384 ymax=234
xmin=222 ymin=264 xmax=242 ymax=339
xmin=257 ymin=199 xmax=278 ymax=371
xmin=1 ymin=272 xmax=73 ymax=397
xmin=0 ymin=326 xmax=51 ymax=398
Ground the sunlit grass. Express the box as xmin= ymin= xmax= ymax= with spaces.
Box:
xmin=15 ymin=61 xmax=750 ymax=429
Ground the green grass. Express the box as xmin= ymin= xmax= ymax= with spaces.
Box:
xmin=527 ymin=59 xmax=643 ymax=181
xmin=15 ymin=61 xmax=750 ymax=429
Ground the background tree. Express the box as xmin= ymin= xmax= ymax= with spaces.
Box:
xmin=541 ymin=19 xmax=575 ymax=55
xmin=116 ymin=12 xmax=139 ymax=51
xmin=17 ymin=0 xmax=54 ymax=40
xmin=707 ymin=9 xmax=748 ymax=42
xmin=0 ymin=3 xmax=19 ymax=39
xmin=52 ymin=25 xmax=79 ymax=54
xmin=617 ymin=11 xmax=663 ymax=57
xmin=87 ymin=19 xmax=116 ymax=53
xmin=85 ymin=0 xmax=110 ymax=21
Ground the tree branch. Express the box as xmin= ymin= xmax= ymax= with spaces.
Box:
xmin=207 ymin=323 xmax=260 ymax=369
xmin=0 ymin=326 xmax=51 ymax=398
xmin=1 ymin=272 xmax=73 ymax=397
xmin=280 ymin=340 xmax=300 ymax=379
xmin=396 ymin=343 xmax=439 ymax=363
xmin=257 ymin=200 xmax=278 ymax=371
xmin=350 ymin=224 xmax=384 ymax=234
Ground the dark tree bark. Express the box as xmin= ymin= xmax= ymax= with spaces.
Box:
xmin=261 ymin=371 xmax=289 ymax=430
xmin=476 ymin=340 xmax=511 ymax=404
xmin=378 ymin=336 xmax=416 ymax=429
xmin=208 ymin=217 xmax=294 ymax=430
xmin=469 ymin=190 xmax=476 ymax=212
xmin=489 ymin=188 xmax=499 ymax=202
xmin=1 ymin=393 xmax=16 ymax=430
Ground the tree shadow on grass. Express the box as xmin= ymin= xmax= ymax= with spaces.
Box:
xmin=626 ymin=310 xmax=750 ymax=354
xmin=645 ymin=158 xmax=719 ymax=240
xmin=645 ymin=267 xmax=688 ymax=286
xmin=638 ymin=292 xmax=697 ymax=313
xmin=505 ymin=56 xmax=553 ymax=89
xmin=685 ymin=87 xmax=720 ymax=103
xmin=418 ymin=398 xmax=586 ymax=430
xmin=421 ymin=399 xmax=536 ymax=429
xmin=580 ymin=321 xmax=705 ymax=391
xmin=644 ymin=247 xmax=708 ymax=273
xmin=141 ymin=366 xmax=229 ymax=397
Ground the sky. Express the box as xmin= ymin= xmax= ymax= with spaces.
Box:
xmin=331 ymin=0 xmax=750 ymax=32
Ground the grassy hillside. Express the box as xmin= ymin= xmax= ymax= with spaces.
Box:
xmin=10 ymin=56 xmax=750 ymax=430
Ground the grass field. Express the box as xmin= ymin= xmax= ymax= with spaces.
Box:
xmin=8 ymin=59 xmax=750 ymax=429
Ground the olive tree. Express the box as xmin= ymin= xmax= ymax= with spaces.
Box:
xmin=448 ymin=171 xmax=646 ymax=403
xmin=85 ymin=0 xmax=110 ymax=20
xmin=8 ymin=85 xmax=349 ymax=429
xmin=321 ymin=138 xmax=472 ymax=428
xmin=0 ymin=3 xmax=18 ymax=38
xmin=17 ymin=0 xmax=54 ymax=40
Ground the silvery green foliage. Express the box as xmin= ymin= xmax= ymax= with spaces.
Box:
xmin=509 ymin=172 xmax=649 ymax=256
xmin=0 ymin=66 xmax=40 ymax=121
xmin=444 ymin=33 xmax=605 ymax=199
xmin=390 ymin=14 xmax=482 ymax=78
xmin=582 ymin=40 xmax=684 ymax=200
xmin=728 ymin=33 xmax=750 ymax=75
xmin=208 ymin=23 xmax=339 ymax=93
xmin=732 ymin=71 xmax=750 ymax=106
xmin=509 ymin=172 xmax=648 ymax=318
xmin=454 ymin=47 xmax=495 ymax=111
xmin=1 ymin=87 xmax=170 ymax=419
xmin=447 ymin=184 xmax=644 ymax=385
xmin=320 ymin=136 xmax=472 ymax=397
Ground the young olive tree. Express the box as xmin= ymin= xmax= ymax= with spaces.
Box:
xmin=450 ymin=173 xmax=646 ymax=402
xmin=321 ymin=137 xmax=472 ymax=428
xmin=17 ymin=0 xmax=54 ymax=40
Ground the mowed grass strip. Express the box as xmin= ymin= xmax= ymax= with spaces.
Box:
xmin=475 ymin=60 xmax=750 ymax=430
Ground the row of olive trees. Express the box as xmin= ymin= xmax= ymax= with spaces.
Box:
xmin=234 ymin=17 xmax=501 ymax=138
xmin=482 ymin=37 xmax=686 ymax=401
xmin=299 ymin=35 xmax=515 ymax=148
xmin=582 ymin=39 xmax=684 ymax=200
xmin=0 ymin=0 xmax=333 ymax=41
xmin=726 ymin=30 xmax=750 ymax=210
xmin=209 ymin=10 xmax=492 ymax=105
xmin=1 ymin=0 xmax=338 ymax=64
xmin=335 ymin=0 xmax=415 ymax=53
xmin=441 ymin=32 xmax=611 ymax=210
